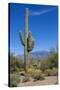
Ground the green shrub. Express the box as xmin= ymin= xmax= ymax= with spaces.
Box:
xmin=10 ymin=54 xmax=23 ymax=73
xmin=40 ymin=60 xmax=48 ymax=72
xmin=15 ymin=66 xmax=20 ymax=72
xmin=44 ymin=69 xmax=52 ymax=76
xmin=21 ymin=75 xmax=30 ymax=83
xmin=27 ymin=67 xmax=34 ymax=76
xmin=51 ymin=68 xmax=58 ymax=76
xmin=32 ymin=69 xmax=44 ymax=81
xmin=10 ymin=74 xmax=20 ymax=87
xmin=47 ymin=52 xmax=58 ymax=69
xmin=44 ymin=68 xmax=58 ymax=76
xmin=22 ymin=77 xmax=30 ymax=82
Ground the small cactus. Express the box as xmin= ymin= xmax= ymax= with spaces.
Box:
xmin=19 ymin=8 xmax=34 ymax=72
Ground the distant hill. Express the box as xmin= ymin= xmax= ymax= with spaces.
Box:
xmin=31 ymin=51 xmax=49 ymax=60
xmin=15 ymin=51 xmax=49 ymax=61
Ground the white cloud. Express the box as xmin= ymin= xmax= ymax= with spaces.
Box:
xmin=29 ymin=7 xmax=56 ymax=16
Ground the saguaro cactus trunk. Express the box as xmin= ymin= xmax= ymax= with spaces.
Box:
xmin=24 ymin=8 xmax=28 ymax=72
xmin=19 ymin=8 xmax=34 ymax=72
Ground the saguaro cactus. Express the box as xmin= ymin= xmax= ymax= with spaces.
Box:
xmin=19 ymin=8 xmax=34 ymax=72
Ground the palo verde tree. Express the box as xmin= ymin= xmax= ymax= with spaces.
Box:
xmin=19 ymin=8 xmax=34 ymax=72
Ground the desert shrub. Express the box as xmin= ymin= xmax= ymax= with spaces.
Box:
xmin=15 ymin=66 xmax=20 ymax=72
xmin=40 ymin=51 xmax=58 ymax=72
xmin=51 ymin=67 xmax=58 ymax=76
xmin=32 ymin=69 xmax=44 ymax=81
xmin=40 ymin=60 xmax=48 ymax=72
xmin=27 ymin=67 xmax=34 ymax=76
xmin=47 ymin=52 xmax=58 ymax=69
xmin=22 ymin=77 xmax=30 ymax=82
xmin=10 ymin=74 xmax=20 ymax=87
xmin=44 ymin=69 xmax=52 ymax=76
xmin=44 ymin=67 xmax=58 ymax=76
xmin=19 ymin=68 xmax=24 ymax=72
xmin=22 ymin=76 xmax=30 ymax=83
xmin=10 ymin=54 xmax=23 ymax=73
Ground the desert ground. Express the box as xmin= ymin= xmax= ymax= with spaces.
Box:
xmin=18 ymin=76 xmax=58 ymax=87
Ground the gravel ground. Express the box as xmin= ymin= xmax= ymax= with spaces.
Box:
xmin=18 ymin=76 xmax=58 ymax=87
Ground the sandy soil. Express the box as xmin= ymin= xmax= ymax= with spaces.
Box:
xmin=18 ymin=76 xmax=58 ymax=87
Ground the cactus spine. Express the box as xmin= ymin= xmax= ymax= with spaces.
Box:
xmin=19 ymin=8 xmax=34 ymax=72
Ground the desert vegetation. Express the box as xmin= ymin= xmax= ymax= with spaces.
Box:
xmin=9 ymin=48 xmax=58 ymax=87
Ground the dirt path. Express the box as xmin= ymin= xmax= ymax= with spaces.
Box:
xmin=18 ymin=76 xmax=58 ymax=87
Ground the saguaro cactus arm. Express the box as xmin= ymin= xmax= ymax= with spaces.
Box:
xmin=19 ymin=32 xmax=25 ymax=46
xmin=30 ymin=39 xmax=34 ymax=49
xmin=27 ymin=37 xmax=34 ymax=52
xmin=27 ymin=32 xmax=35 ymax=52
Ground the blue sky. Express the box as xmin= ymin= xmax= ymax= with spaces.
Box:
xmin=9 ymin=3 xmax=58 ymax=55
